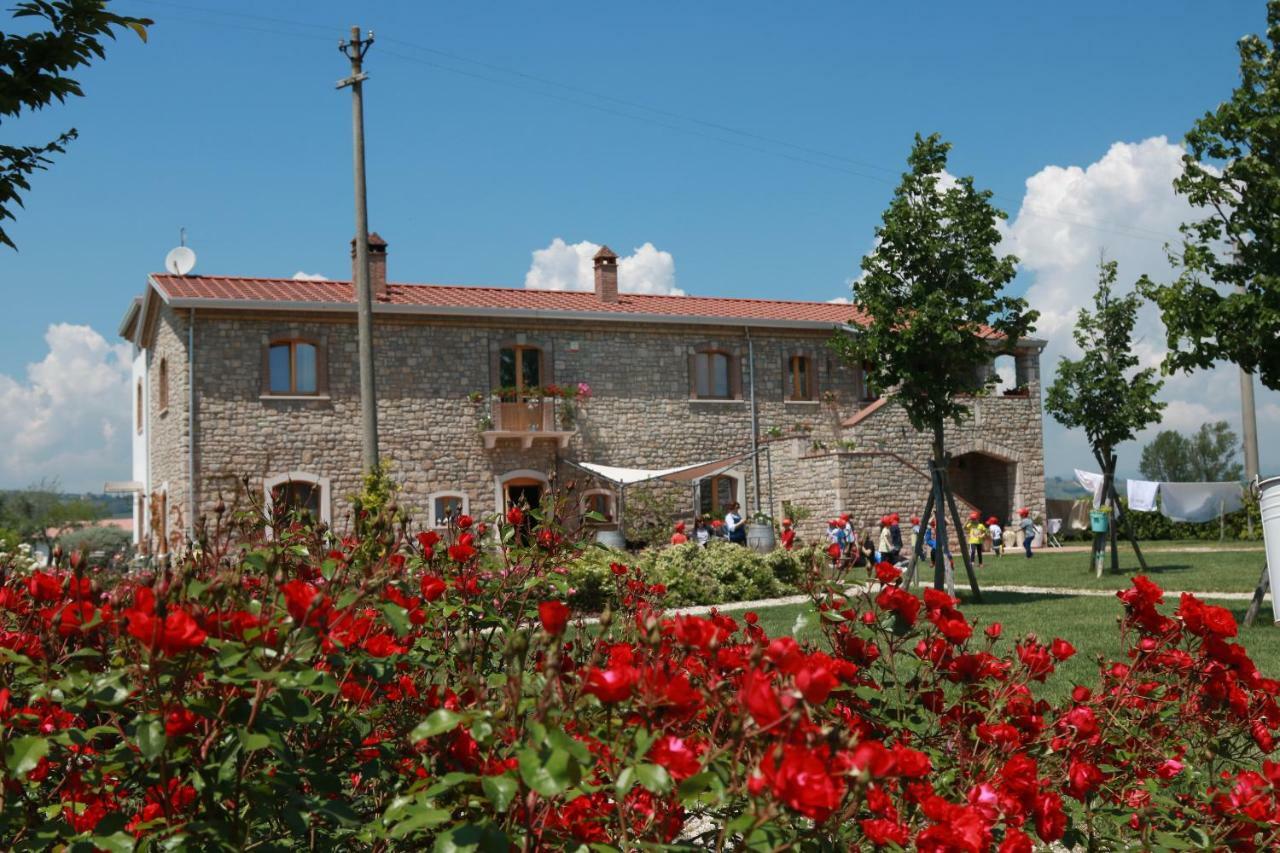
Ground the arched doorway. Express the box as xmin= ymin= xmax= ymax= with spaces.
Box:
xmin=948 ymin=452 xmax=1017 ymax=523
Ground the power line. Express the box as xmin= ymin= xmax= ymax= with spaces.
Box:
xmin=127 ymin=0 xmax=1187 ymax=246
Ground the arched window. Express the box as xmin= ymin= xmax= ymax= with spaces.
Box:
xmin=857 ymin=361 xmax=879 ymax=403
xmin=157 ymin=357 xmax=169 ymax=412
xmin=787 ymin=354 xmax=814 ymax=401
xmin=264 ymin=472 xmax=332 ymax=527
xmin=135 ymin=380 xmax=143 ymax=433
xmin=693 ymin=350 xmax=733 ymax=399
xmin=268 ymin=339 xmax=319 ymax=395
xmin=698 ymin=473 xmax=740 ymax=517
xmin=581 ymin=490 xmax=615 ymax=523
xmin=427 ymin=491 xmax=469 ymax=528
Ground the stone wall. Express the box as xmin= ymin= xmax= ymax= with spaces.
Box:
xmin=143 ymin=304 xmax=1045 ymax=549
xmin=146 ymin=305 xmax=191 ymax=552
xmin=174 ymin=310 xmax=880 ymax=534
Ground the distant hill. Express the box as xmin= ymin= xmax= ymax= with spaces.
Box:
xmin=1046 ymin=476 xmax=1089 ymax=500
xmin=0 ymin=490 xmax=132 ymax=518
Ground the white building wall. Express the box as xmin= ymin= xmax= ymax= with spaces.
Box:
xmin=131 ymin=347 xmax=148 ymax=544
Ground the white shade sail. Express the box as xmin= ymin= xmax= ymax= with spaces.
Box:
xmin=568 ymin=453 xmax=750 ymax=487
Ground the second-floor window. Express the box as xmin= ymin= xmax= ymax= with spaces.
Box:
xmin=498 ymin=345 xmax=541 ymax=398
xmin=693 ymin=350 xmax=732 ymax=399
xmin=788 ymin=355 xmax=814 ymax=401
xmin=268 ymin=340 xmax=318 ymax=395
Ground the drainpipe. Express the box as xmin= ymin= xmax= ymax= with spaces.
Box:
xmin=187 ymin=309 xmax=197 ymax=543
xmin=745 ymin=327 xmax=761 ymax=516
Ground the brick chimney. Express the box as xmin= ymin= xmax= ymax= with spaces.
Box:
xmin=593 ymin=245 xmax=619 ymax=303
xmin=351 ymin=232 xmax=389 ymax=300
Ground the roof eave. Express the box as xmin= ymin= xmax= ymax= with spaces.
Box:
xmin=159 ymin=295 xmax=858 ymax=331
xmin=117 ymin=297 xmax=142 ymax=341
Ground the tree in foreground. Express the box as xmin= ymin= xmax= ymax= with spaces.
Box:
xmin=1 ymin=0 xmax=150 ymax=249
xmin=1140 ymin=421 xmax=1244 ymax=484
xmin=1045 ymin=261 xmax=1165 ymax=575
xmin=1142 ymin=0 xmax=1280 ymax=389
xmin=835 ymin=133 xmax=1037 ymax=594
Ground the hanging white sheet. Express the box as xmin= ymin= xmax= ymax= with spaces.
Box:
xmin=570 ymin=453 xmax=750 ymax=486
xmin=1074 ymin=469 xmax=1106 ymax=508
xmin=1158 ymin=482 xmax=1243 ymax=523
xmin=1126 ymin=480 xmax=1160 ymax=513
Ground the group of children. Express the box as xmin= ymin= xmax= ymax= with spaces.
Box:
xmin=667 ymin=506 xmax=1040 ymax=564
xmin=817 ymin=507 xmax=1039 ymax=568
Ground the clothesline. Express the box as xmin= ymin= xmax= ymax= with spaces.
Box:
xmin=1071 ymin=469 xmax=1244 ymax=523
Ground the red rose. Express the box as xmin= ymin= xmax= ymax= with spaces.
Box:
xmin=416 ymin=530 xmax=440 ymax=551
xmin=506 ymin=506 xmax=524 ymax=526
xmin=456 ymin=514 xmax=473 ymax=529
xmin=876 ymin=586 xmax=921 ymax=626
xmin=998 ymin=827 xmax=1034 ymax=853
xmin=127 ymin=607 xmax=207 ymax=656
xmin=281 ymin=579 xmax=330 ymax=626
xmin=420 ymin=574 xmax=446 ymax=601
xmin=984 ymin=622 xmax=1002 ymax=639
xmin=363 ymin=633 xmax=407 ymax=657
xmin=739 ymin=668 xmax=784 ymax=728
xmin=1066 ymin=758 xmax=1104 ymax=801
xmin=764 ymin=744 xmax=846 ymax=822
xmin=648 ymin=735 xmax=704 ymax=780
xmin=538 ymin=600 xmax=570 ymax=636
xmin=794 ymin=654 xmax=838 ymax=705
xmin=25 ymin=571 xmax=64 ymax=602
xmin=1049 ymin=638 xmax=1076 ymax=661
xmin=861 ymin=818 xmax=909 ymax=846
xmin=1032 ymin=790 xmax=1065 ymax=842
xmin=582 ymin=664 xmax=638 ymax=703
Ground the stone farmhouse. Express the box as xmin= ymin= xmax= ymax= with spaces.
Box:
xmin=117 ymin=237 xmax=1046 ymax=550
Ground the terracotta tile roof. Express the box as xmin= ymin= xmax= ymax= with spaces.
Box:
xmin=148 ymin=274 xmax=871 ymax=326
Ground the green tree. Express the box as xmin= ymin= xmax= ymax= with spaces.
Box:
xmin=2 ymin=1 xmax=150 ymax=249
xmin=835 ymin=133 xmax=1037 ymax=592
xmin=1139 ymin=430 xmax=1196 ymax=483
xmin=1140 ymin=421 xmax=1244 ymax=483
xmin=0 ymin=483 xmax=102 ymax=551
xmin=1045 ymin=261 xmax=1165 ymax=573
xmin=58 ymin=523 xmax=131 ymax=566
xmin=1142 ymin=0 xmax=1280 ymax=390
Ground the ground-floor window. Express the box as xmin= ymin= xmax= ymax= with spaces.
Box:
xmin=582 ymin=490 xmax=615 ymax=523
xmin=428 ymin=492 xmax=469 ymax=527
xmin=698 ymin=474 xmax=738 ymax=517
xmin=264 ymin=472 xmax=331 ymax=528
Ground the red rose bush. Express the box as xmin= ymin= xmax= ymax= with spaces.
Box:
xmin=1 ymin=487 xmax=1279 ymax=850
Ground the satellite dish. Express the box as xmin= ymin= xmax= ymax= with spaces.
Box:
xmin=165 ymin=245 xmax=196 ymax=276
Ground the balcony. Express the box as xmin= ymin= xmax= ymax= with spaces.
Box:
xmin=480 ymin=397 xmax=575 ymax=450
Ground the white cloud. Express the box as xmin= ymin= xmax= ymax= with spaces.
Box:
xmin=291 ymin=271 xmax=328 ymax=281
xmin=0 ymin=324 xmax=132 ymax=491
xmin=1002 ymin=136 xmax=1280 ymax=477
xmin=524 ymin=238 xmax=684 ymax=295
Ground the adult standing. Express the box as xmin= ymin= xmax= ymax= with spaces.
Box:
xmin=725 ymin=503 xmax=747 ymax=545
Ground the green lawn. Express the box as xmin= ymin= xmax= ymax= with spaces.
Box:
xmin=949 ymin=545 xmax=1268 ymax=594
xmin=750 ymin=590 xmax=1280 ymax=704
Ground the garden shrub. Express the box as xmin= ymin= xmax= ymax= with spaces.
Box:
xmin=56 ymin=525 xmax=132 ymax=567
xmin=3 ymin=490 xmax=1280 ymax=850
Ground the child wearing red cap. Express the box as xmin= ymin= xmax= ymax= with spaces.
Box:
xmin=964 ymin=511 xmax=987 ymax=567
xmin=781 ymin=518 xmax=796 ymax=551
xmin=670 ymin=522 xmax=688 ymax=546
xmin=986 ymin=516 xmax=1003 ymax=558
xmin=1017 ymin=508 xmax=1035 ymax=558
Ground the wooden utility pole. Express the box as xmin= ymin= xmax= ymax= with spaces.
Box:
xmin=339 ymin=26 xmax=380 ymax=472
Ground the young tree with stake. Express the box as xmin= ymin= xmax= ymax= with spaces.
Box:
xmin=1045 ymin=261 xmax=1165 ymax=576
xmin=835 ymin=133 xmax=1037 ymax=596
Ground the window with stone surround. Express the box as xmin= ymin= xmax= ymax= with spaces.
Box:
xmin=263 ymin=338 xmax=325 ymax=397
xmin=698 ymin=474 xmax=738 ymax=516
xmin=785 ymin=353 xmax=816 ymax=402
xmin=264 ymin=472 xmax=331 ymax=528
xmin=135 ymin=380 xmax=143 ymax=433
xmin=428 ymin=492 xmax=469 ymax=528
xmin=689 ymin=346 xmax=741 ymax=400
xmin=158 ymin=358 xmax=169 ymax=413
xmin=582 ymin=490 xmax=615 ymax=523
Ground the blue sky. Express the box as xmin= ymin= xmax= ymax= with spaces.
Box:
xmin=2 ymin=0 xmax=1276 ymax=490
